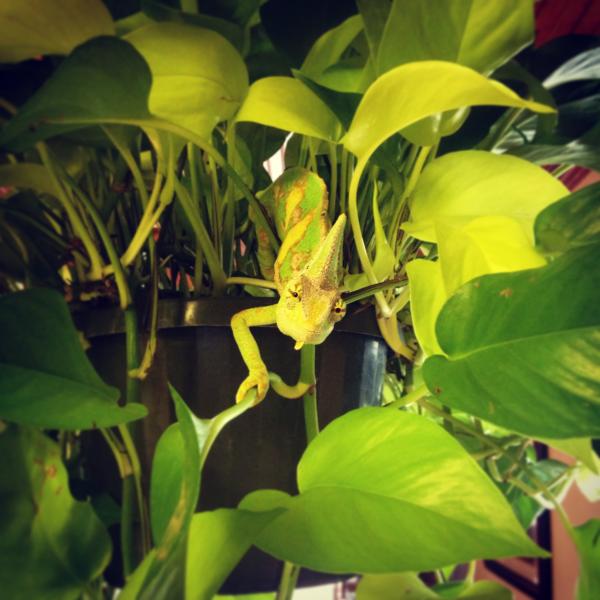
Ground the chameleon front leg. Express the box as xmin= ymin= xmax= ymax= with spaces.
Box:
xmin=231 ymin=305 xmax=277 ymax=405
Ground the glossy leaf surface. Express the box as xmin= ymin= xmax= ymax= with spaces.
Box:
xmin=126 ymin=385 xmax=208 ymax=599
xmin=0 ymin=426 xmax=111 ymax=599
xmin=0 ymin=37 xmax=152 ymax=151
xmin=241 ymin=408 xmax=542 ymax=573
xmin=126 ymin=23 xmax=248 ymax=139
xmin=535 ymin=181 xmax=600 ymax=252
xmin=0 ymin=0 xmax=114 ymax=63
xmin=0 ymin=289 xmax=146 ymax=429
xmin=424 ymin=245 xmax=600 ymax=438
xmin=185 ymin=508 xmax=283 ymax=600
xmin=236 ymin=77 xmax=344 ymax=141
xmin=404 ymin=151 xmax=567 ymax=243
xmin=342 ymin=61 xmax=554 ymax=164
xmin=377 ymin=0 xmax=533 ymax=76
xmin=408 ymin=215 xmax=546 ymax=357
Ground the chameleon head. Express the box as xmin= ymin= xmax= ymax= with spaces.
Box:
xmin=276 ymin=215 xmax=347 ymax=348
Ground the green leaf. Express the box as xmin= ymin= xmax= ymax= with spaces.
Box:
xmin=574 ymin=519 xmax=600 ymax=600
xmin=0 ymin=37 xmax=152 ymax=152
xmin=149 ymin=424 xmax=184 ymax=544
xmin=241 ymin=407 xmax=543 ymax=574
xmin=357 ymin=573 xmax=438 ymax=599
xmin=0 ymin=425 xmax=111 ymax=600
xmin=423 ymin=245 xmax=600 ymax=438
xmin=124 ymin=385 xmax=208 ymax=600
xmin=0 ymin=289 xmax=146 ymax=429
xmin=541 ymin=438 xmax=600 ymax=474
xmin=403 ymin=150 xmax=567 ymax=244
xmin=141 ymin=0 xmax=244 ymax=51
xmin=185 ymin=508 xmax=284 ymax=600
xmin=125 ymin=22 xmax=248 ymax=139
xmin=236 ymin=77 xmax=344 ymax=141
xmin=507 ymin=142 xmax=600 ymax=173
xmin=345 ymin=190 xmax=396 ymax=291
xmin=0 ymin=0 xmax=114 ymax=63
xmin=434 ymin=580 xmax=513 ymax=599
xmin=535 ymin=181 xmax=600 ymax=253
xmin=342 ymin=61 xmax=554 ymax=165
xmin=0 ymin=164 xmax=56 ymax=197
xmin=408 ymin=215 xmax=546 ymax=357
xmin=436 ymin=216 xmax=546 ymax=295
xmin=300 ymin=15 xmax=364 ymax=89
xmin=406 ymin=260 xmax=447 ymax=357
xmin=377 ymin=0 xmax=533 ymax=76
xmin=356 ymin=0 xmax=392 ymax=61
xmin=544 ymin=48 xmax=600 ymax=89
xmin=357 ymin=574 xmax=512 ymax=600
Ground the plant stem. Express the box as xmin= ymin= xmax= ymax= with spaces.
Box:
xmin=328 ymin=143 xmax=338 ymax=221
xmin=37 ymin=143 xmax=105 ymax=280
xmin=277 ymin=561 xmax=301 ymax=600
xmin=225 ymin=276 xmax=278 ymax=290
xmin=386 ymin=383 xmax=428 ymax=409
xmin=389 ymin=145 xmax=431 ymax=250
xmin=300 ymin=344 xmax=319 ymax=443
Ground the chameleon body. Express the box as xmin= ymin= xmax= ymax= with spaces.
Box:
xmin=231 ymin=167 xmax=347 ymax=404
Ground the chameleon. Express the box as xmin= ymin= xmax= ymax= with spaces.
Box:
xmin=231 ymin=167 xmax=347 ymax=405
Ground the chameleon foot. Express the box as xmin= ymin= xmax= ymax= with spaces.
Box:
xmin=236 ymin=367 xmax=269 ymax=405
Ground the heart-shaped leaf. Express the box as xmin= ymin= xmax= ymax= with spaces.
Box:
xmin=403 ymin=151 xmax=567 ymax=244
xmin=0 ymin=425 xmax=111 ymax=599
xmin=185 ymin=508 xmax=284 ymax=600
xmin=0 ymin=0 xmax=114 ymax=63
xmin=342 ymin=62 xmax=554 ymax=166
xmin=377 ymin=0 xmax=533 ymax=77
xmin=236 ymin=77 xmax=344 ymax=141
xmin=0 ymin=37 xmax=152 ymax=151
xmin=241 ymin=407 xmax=543 ymax=574
xmin=125 ymin=22 xmax=248 ymax=139
xmin=535 ymin=181 xmax=600 ymax=253
xmin=423 ymin=245 xmax=600 ymax=438
xmin=124 ymin=385 xmax=208 ymax=599
xmin=0 ymin=289 xmax=146 ymax=429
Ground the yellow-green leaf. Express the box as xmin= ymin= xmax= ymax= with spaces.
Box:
xmin=342 ymin=61 xmax=554 ymax=165
xmin=406 ymin=260 xmax=446 ymax=357
xmin=0 ymin=0 xmax=114 ymax=63
xmin=403 ymin=151 xmax=567 ymax=243
xmin=126 ymin=22 xmax=248 ymax=140
xmin=236 ymin=77 xmax=344 ymax=142
xmin=435 ymin=216 xmax=546 ymax=293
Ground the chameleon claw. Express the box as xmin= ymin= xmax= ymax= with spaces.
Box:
xmin=294 ymin=340 xmax=304 ymax=350
xmin=236 ymin=369 xmax=269 ymax=406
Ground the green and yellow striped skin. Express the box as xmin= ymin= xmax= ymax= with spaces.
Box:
xmin=232 ymin=167 xmax=347 ymax=405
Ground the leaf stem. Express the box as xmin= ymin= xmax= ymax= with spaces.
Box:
xmin=276 ymin=561 xmax=301 ymax=600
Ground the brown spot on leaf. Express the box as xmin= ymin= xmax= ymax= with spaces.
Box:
xmin=45 ymin=465 xmax=57 ymax=479
xmin=473 ymin=281 xmax=480 ymax=288
xmin=55 ymin=485 xmax=63 ymax=496
xmin=499 ymin=288 xmax=513 ymax=298
xmin=434 ymin=386 xmax=442 ymax=395
xmin=488 ymin=401 xmax=495 ymax=414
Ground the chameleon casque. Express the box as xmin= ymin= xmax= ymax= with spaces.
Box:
xmin=231 ymin=167 xmax=347 ymax=405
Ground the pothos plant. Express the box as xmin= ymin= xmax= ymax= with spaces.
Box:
xmin=0 ymin=1 xmax=599 ymax=599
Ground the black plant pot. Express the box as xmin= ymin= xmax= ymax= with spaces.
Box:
xmin=79 ymin=298 xmax=386 ymax=593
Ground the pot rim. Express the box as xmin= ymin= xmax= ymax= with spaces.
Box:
xmin=75 ymin=297 xmax=382 ymax=339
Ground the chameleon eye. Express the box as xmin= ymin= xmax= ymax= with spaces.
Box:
xmin=288 ymin=282 xmax=302 ymax=300
xmin=332 ymin=299 xmax=346 ymax=321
